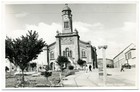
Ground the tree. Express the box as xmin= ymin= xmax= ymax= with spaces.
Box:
xmin=6 ymin=30 xmax=46 ymax=86
xmin=56 ymin=56 xmax=69 ymax=71
xmin=77 ymin=59 xmax=86 ymax=69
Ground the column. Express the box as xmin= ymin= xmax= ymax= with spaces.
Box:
xmin=98 ymin=45 xmax=107 ymax=86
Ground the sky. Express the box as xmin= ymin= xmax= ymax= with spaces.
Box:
xmin=5 ymin=4 xmax=137 ymax=59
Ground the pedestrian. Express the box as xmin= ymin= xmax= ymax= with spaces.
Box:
xmin=89 ymin=65 xmax=92 ymax=72
xmin=120 ymin=65 xmax=124 ymax=72
xmin=85 ymin=65 xmax=88 ymax=73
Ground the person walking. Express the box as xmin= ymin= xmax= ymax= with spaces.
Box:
xmin=89 ymin=65 xmax=92 ymax=72
xmin=120 ymin=65 xmax=124 ymax=72
xmin=85 ymin=65 xmax=88 ymax=73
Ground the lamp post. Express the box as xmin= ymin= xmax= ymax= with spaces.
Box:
xmin=98 ymin=45 xmax=107 ymax=86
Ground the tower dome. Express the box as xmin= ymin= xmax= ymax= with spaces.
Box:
xmin=62 ymin=4 xmax=71 ymax=12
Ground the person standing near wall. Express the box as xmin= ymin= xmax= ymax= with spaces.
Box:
xmin=89 ymin=65 xmax=92 ymax=72
xmin=85 ymin=65 xmax=88 ymax=73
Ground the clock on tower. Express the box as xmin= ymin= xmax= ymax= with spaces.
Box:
xmin=62 ymin=4 xmax=73 ymax=33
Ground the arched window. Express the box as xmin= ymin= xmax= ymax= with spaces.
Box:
xmin=66 ymin=48 xmax=69 ymax=57
xmin=82 ymin=49 xmax=86 ymax=58
xmin=63 ymin=48 xmax=72 ymax=57
xmin=63 ymin=51 xmax=66 ymax=57
xmin=50 ymin=51 xmax=54 ymax=60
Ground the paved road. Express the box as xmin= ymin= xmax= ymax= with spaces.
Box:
xmin=63 ymin=69 xmax=136 ymax=87
xmin=63 ymin=71 xmax=99 ymax=87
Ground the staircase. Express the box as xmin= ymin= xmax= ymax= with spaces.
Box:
xmin=68 ymin=57 xmax=76 ymax=66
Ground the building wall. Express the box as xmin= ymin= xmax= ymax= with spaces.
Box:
xmin=47 ymin=36 xmax=96 ymax=69
xmin=113 ymin=53 xmax=125 ymax=68
xmin=97 ymin=58 xmax=114 ymax=68
xmin=125 ymin=49 xmax=136 ymax=67
xmin=79 ymin=45 xmax=87 ymax=61
xmin=87 ymin=46 xmax=92 ymax=64
xmin=79 ymin=41 xmax=91 ymax=63
xmin=113 ymin=43 xmax=136 ymax=68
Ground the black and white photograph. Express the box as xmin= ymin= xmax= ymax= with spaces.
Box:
xmin=2 ymin=0 xmax=139 ymax=89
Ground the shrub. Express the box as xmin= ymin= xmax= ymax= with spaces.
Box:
xmin=77 ymin=59 xmax=86 ymax=68
xmin=41 ymin=71 xmax=52 ymax=77
xmin=45 ymin=65 xmax=50 ymax=71
xmin=5 ymin=66 xmax=9 ymax=72
xmin=44 ymin=71 xmax=52 ymax=77
xmin=68 ymin=65 xmax=74 ymax=70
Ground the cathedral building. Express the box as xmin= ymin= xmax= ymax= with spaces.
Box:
xmin=46 ymin=4 xmax=97 ymax=70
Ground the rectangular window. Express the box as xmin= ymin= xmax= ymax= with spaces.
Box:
xmin=64 ymin=22 xmax=69 ymax=28
xmin=50 ymin=51 xmax=54 ymax=60
xmin=82 ymin=50 xmax=86 ymax=58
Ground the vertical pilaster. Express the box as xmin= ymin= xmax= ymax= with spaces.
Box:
xmin=56 ymin=37 xmax=60 ymax=58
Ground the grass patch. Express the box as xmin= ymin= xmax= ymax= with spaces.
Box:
xmin=6 ymin=71 xmax=62 ymax=87
xmin=6 ymin=69 xmax=79 ymax=88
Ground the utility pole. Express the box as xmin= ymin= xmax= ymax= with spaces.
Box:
xmin=98 ymin=45 xmax=108 ymax=86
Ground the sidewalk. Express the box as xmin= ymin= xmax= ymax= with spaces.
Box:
xmin=63 ymin=69 xmax=136 ymax=87
xmin=63 ymin=70 xmax=101 ymax=87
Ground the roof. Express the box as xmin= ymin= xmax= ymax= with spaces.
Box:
xmin=62 ymin=4 xmax=71 ymax=12
xmin=48 ymin=42 xmax=56 ymax=47
xmin=125 ymin=47 xmax=136 ymax=54
xmin=97 ymin=58 xmax=113 ymax=61
xmin=79 ymin=40 xmax=91 ymax=45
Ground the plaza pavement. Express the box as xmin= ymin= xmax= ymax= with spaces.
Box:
xmin=63 ymin=68 xmax=136 ymax=87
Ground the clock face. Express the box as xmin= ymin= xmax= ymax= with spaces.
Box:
xmin=64 ymin=15 xmax=68 ymax=20
xmin=65 ymin=11 xmax=68 ymax=14
xmin=61 ymin=37 xmax=74 ymax=45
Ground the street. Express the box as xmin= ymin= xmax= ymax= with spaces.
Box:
xmin=63 ymin=68 xmax=136 ymax=87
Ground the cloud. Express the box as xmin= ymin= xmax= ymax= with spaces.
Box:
xmin=96 ymin=22 xmax=136 ymax=58
xmin=73 ymin=22 xmax=104 ymax=33
xmin=6 ymin=21 xmax=136 ymax=59
xmin=72 ymin=21 xmax=136 ymax=59
xmin=7 ymin=21 xmax=104 ymax=44
xmin=121 ymin=22 xmax=136 ymax=31
xmin=26 ymin=22 xmax=62 ymax=44
xmin=7 ymin=22 xmax=62 ymax=44
xmin=15 ymin=12 xmax=28 ymax=18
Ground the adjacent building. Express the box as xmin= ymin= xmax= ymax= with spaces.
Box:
xmin=97 ymin=58 xmax=114 ymax=68
xmin=113 ymin=43 xmax=136 ymax=68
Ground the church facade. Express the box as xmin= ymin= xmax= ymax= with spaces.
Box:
xmin=46 ymin=4 xmax=98 ymax=70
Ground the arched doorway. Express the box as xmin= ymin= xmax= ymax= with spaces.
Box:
xmin=50 ymin=62 xmax=56 ymax=71
xmin=50 ymin=62 xmax=53 ymax=70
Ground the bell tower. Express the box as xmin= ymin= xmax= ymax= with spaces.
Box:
xmin=62 ymin=4 xmax=73 ymax=33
